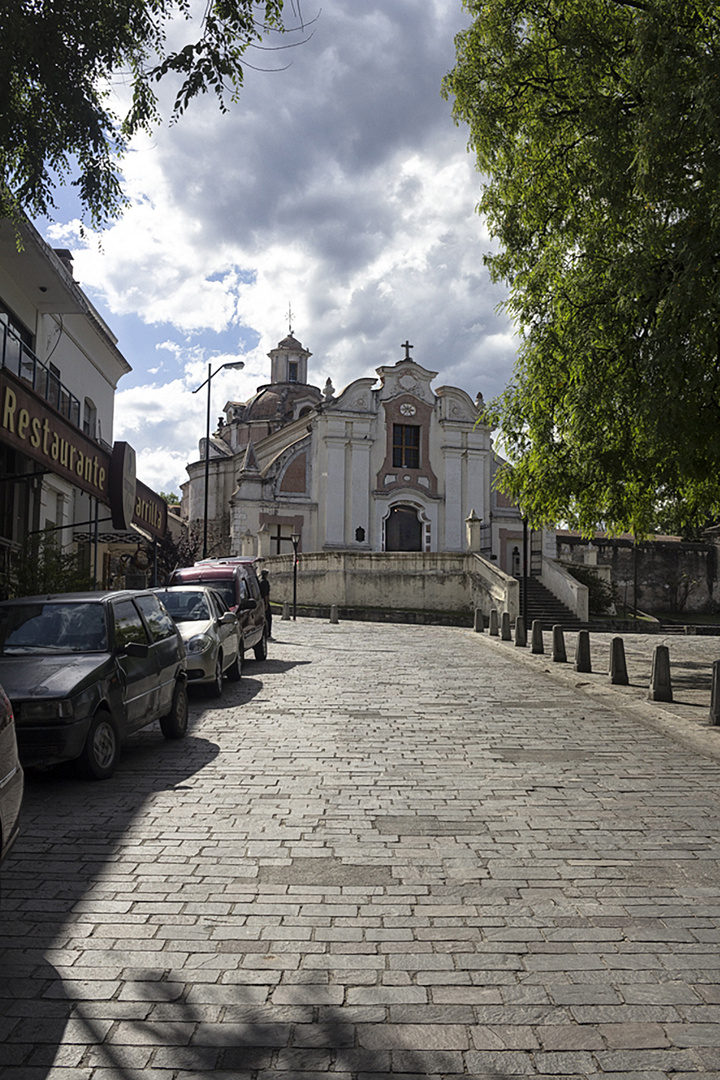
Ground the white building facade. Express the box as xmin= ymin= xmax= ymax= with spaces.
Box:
xmin=0 ymin=218 xmax=167 ymax=588
xmin=184 ymin=334 xmax=524 ymax=571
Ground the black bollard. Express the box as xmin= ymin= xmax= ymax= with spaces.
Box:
xmin=474 ymin=608 xmax=484 ymax=633
xmin=514 ymin=615 xmax=526 ymax=647
xmin=710 ymin=661 xmax=720 ymax=725
xmin=609 ymin=636 xmax=629 ymax=685
xmin=330 ymin=604 xmax=339 ymax=624
xmin=574 ymin=629 xmax=592 ymax=673
xmin=648 ymin=644 xmax=673 ymax=702
xmin=552 ymin=624 xmax=567 ymax=663
xmin=531 ymin=619 xmax=544 ymax=655
xmin=489 ymin=609 xmax=499 ymax=637
xmin=500 ymin=611 xmax=512 ymax=641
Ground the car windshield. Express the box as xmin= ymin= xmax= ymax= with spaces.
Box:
xmin=156 ymin=590 xmax=210 ymax=622
xmin=0 ymin=602 xmax=108 ymax=654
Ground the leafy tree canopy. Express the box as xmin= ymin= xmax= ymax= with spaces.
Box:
xmin=0 ymin=0 xmax=290 ymax=228
xmin=444 ymin=0 xmax=720 ymax=537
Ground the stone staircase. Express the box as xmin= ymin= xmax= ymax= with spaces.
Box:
xmin=518 ymin=576 xmax=585 ymax=631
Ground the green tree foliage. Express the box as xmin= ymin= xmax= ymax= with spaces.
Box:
xmin=444 ymin=0 xmax=720 ymax=536
xmin=1 ymin=530 xmax=94 ymax=598
xmin=147 ymin=529 xmax=198 ymax=584
xmin=0 ymin=0 xmax=288 ymax=227
xmin=564 ymin=564 xmax=616 ymax=615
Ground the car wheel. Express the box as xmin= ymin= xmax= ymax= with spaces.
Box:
xmin=160 ymin=682 xmax=189 ymax=740
xmin=207 ymin=655 xmax=223 ymax=699
xmin=79 ymin=711 xmax=119 ymax=780
xmin=253 ymin=632 xmax=268 ymax=661
xmin=226 ymin=648 xmax=242 ymax=682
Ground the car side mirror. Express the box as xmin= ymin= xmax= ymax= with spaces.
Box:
xmin=220 ymin=612 xmax=237 ymax=625
xmin=124 ymin=641 xmax=149 ymax=658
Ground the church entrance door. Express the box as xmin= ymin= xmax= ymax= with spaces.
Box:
xmin=385 ymin=505 xmax=422 ymax=551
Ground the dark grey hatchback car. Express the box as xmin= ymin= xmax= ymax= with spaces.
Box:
xmin=0 ymin=590 xmax=188 ymax=780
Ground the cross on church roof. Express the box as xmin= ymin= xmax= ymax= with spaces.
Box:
xmin=401 ymin=340 xmax=413 ymax=360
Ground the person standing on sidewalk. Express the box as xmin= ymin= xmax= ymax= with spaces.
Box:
xmin=259 ymin=569 xmax=272 ymax=638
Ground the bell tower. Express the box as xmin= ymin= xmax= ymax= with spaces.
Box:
xmin=268 ymin=313 xmax=312 ymax=385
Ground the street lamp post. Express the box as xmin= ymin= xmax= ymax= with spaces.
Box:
xmin=192 ymin=360 xmax=245 ymax=560
xmin=291 ymin=531 xmax=300 ymax=620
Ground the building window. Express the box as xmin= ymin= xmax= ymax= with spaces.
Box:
xmin=393 ymin=424 xmax=420 ymax=469
xmin=288 ymin=361 xmax=298 ymax=382
xmin=83 ymin=398 xmax=97 ymax=439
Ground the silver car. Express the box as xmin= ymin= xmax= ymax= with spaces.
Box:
xmin=153 ymin=586 xmax=242 ymax=698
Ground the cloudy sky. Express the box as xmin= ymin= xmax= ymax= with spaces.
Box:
xmin=39 ymin=0 xmax=518 ymax=497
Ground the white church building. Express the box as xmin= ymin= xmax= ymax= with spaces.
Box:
xmin=182 ymin=332 xmax=525 ymax=573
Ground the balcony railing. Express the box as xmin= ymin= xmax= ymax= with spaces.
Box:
xmin=0 ymin=319 xmax=81 ymax=429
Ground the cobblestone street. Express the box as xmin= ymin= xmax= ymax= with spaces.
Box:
xmin=3 ymin=618 xmax=720 ymax=1079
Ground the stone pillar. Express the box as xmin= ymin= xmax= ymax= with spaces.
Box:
xmin=489 ymin=609 xmax=499 ymax=637
xmin=531 ymin=620 xmax=544 ymax=655
xmin=710 ymin=661 xmax=720 ymax=725
xmin=474 ymin=608 xmax=484 ymax=633
xmin=575 ymin=630 xmax=592 ymax=673
xmin=500 ymin=611 xmax=511 ymax=641
xmin=648 ymin=644 xmax=673 ymax=702
xmin=514 ymin=616 xmax=526 ymax=647
xmin=465 ymin=510 xmax=482 ymax=553
xmin=609 ymin=637 xmax=629 ymax=685
xmin=552 ymin=625 xmax=567 ymax=663
xmin=443 ymin=447 xmax=464 ymax=550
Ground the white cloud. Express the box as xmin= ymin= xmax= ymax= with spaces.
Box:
xmin=44 ymin=1 xmax=517 ymax=494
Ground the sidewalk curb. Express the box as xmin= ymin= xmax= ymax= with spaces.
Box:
xmin=475 ymin=630 xmax=720 ymax=765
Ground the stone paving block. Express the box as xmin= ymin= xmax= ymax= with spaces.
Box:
xmin=595 ymin=1048 xmax=701 ymax=1072
xmin=357 ymin=1022 xmax=470 ymax=1050
xmin=271 ymin=984 xmax=344 ymax=1006
xmin=534 ymin=1023 xmax=605 ymax=1051
xmin=664 ymin=1022 xmax=720 ymax=1047
xmin=391 ymin=1048 xmax=465 ymax=1073
xmin=465 ymin=1048 xmax=538 ymax=1074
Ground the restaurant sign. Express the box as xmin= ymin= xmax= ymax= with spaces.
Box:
xmin=0 ymin=367 xmax=167 ymax=539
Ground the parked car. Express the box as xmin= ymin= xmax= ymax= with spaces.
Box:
xmin=0 ymin=682 xmax=23 ymax=877
xmin=0 ymin=590 xmax=188 ymax=780
xmin=152 ymin=585 xmax=242 ymax=696
xmin=169 ymin=560 xmax=268 ymax=661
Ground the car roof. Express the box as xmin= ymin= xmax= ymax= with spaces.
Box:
xmin=172 ymin=565 xmax=249 ymax=579
xmin=153 ymin=585 xmax=219 ymax=594
xmin=0 ymin=589 xmax=157 ymax=605
xmin=194 ymin=557 xmax=259 ymax=565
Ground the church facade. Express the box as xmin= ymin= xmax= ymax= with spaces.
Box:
xmin=182 ymin=333 xmax=523 ymax=571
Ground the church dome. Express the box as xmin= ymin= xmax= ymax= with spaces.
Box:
xmin=242 ymin=387 xmax=283 ymax=420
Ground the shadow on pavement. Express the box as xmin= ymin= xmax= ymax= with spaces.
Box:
xmin=0 ymin=733 xmax=220 ymax=1076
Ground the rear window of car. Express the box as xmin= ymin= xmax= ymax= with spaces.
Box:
xmin=135 ymin=595 xmax=178 ymax=641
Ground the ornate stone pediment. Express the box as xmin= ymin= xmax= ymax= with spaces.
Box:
xmin=376 ymin=359 xmax=438 ymax=407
